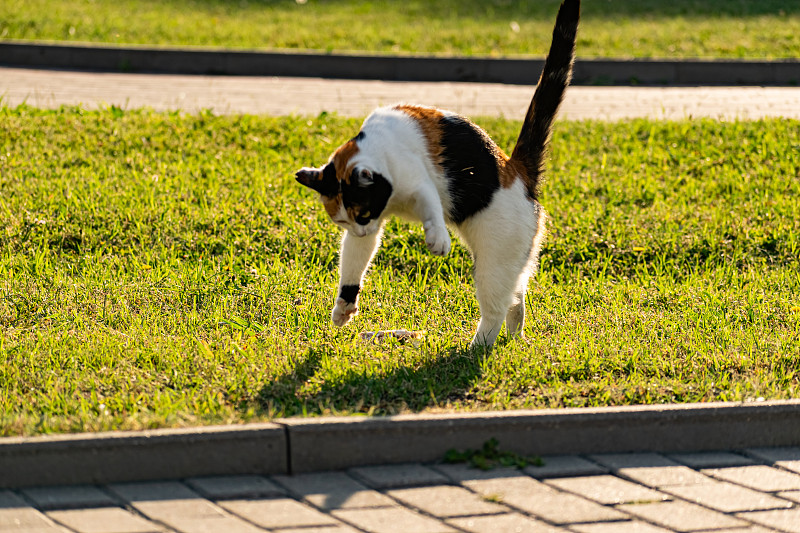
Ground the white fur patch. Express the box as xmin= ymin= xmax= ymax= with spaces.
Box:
xmin=331 ymin=298 xmax=358 ymax=326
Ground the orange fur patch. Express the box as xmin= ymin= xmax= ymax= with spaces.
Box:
xmin=499 ymin=157 xmax=527 ymax=189
xmin=322 ymin=193 xmax=342 ymax=218
xmin=393 ymin=105 xmax=445 ymax=167
xmin=332 ymin=139 xmax=360 ymax=183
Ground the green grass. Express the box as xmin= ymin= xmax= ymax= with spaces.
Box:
xmin=1 ymin=105 xmax=799 ymax=436
xmin=3 ymin=0 xmax=800 ymax=59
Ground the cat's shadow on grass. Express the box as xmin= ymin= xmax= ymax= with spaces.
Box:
xmin=256 ymin=342 xmax=494 ymax=417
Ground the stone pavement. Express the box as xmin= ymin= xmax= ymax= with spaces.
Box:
xmin=5 ymin=447 xmax=800 ymax=532
xmin=3 ymin=66 xmax=800 ymax=119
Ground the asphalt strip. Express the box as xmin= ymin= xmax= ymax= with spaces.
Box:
xmin=2 ymin=41 xmax=800 ymax=86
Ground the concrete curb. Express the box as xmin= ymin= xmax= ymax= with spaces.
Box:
xmin=2 ymin=41 xmax=800 ymax=86
xmin=3 ymin=400 xmax=800 ymax=487
xmin=0 ymin=423 xmax=287 ymax=488
xmin=284 ymin=400 xmax=800 ymax=473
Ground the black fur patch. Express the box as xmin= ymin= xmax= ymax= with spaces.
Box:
xmin=439 ymin=115 xmax=500 ymax=224
xmin=339 ymin=284 xmax=360 ymax=303
xmin=341 ymin=169 xmax=393 ymax=225
xmin=510 ymin=0 xmax=579 ymax=199
xmin=318 ymin=162 xmax=340 ymax=196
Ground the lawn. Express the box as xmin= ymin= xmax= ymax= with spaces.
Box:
xmin=1 ymin=105 xmax=799 ymax=436
xmin=2 ymin=0 xmax=799 ymax=59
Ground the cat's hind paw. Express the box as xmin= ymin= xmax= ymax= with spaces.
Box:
xmin=425 ymin=225 xmax=451 ymax=256
xmin=331 ymin=298 xmax=358 ymax=326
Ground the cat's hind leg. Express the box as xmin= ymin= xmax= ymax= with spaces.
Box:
xmin=505 ymin=286 xmax=526 ymax=338
xmin=470 ymin=252 xmax=530 ymax=347
xmin=461 ymin=185 xmax=544 ymax=347
xmin=505 ymin=203 xmax=547 ymax=340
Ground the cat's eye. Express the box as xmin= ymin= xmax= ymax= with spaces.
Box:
xmin=357 ymin=168 xmax=374 ymax=187
xmin=361 ymin=210 xmax=371 ymax=218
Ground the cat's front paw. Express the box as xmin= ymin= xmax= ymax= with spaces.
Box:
xmin=425 ymin=225 xmax=451 ymax=256
xmin=331 ymin=298 xmax=358 ymax=326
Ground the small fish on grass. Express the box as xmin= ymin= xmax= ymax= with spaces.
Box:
xmin=359 ymin=329 xmax=425 ymax=343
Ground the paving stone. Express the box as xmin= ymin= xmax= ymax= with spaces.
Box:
xmin=129 ymin=497 xmax=225 ymax=522
xmin=386 ymin=485 xmax=507 ymax=518
xmin=510 ymin=489 xmax=626 ymax=525
xmin=219 ymin=498 xmax=339 ymax=529
xmin=663 ymin=479 xmax=793 ymax=512
xmin=107 ymin=481 xmax=198 ymax=501
xmin=0 ymin=528 xmax=70 ymax=533
xmin=668 ymin=452 xmax=755 ymax=468
xmin=617 ymin=465 xmax=713 ymax=488
xmin=447 ymin=512 xmax=568 ymax=533
xmin=348 ymin=464 xmax=449 ymax=489
xmin=524 ymin=456 xmax=608 ymax=479
xmin=587 ymin=455 xmax=712 ymax=487
xmin=746 ymin=447 xmax=800 ymax=475
xmin=0 ymin=512 xmax=60 ymax=530
xmin=21 ymin=486 xmax=116 ymax=510
xmin=274 ymin=527 xmax=361 ymax=533
xmin=185 ymin=476 xmax=284 ymax=500
xmin=452 ymin=472 xmax=547 ymax=498
xmin=456 ymin=474 xmax=625 ymax=525
xmin=0 ymin=490 xmax=32 ymax=508
xmin=747 ymin=447 xmax=800 ymax=461
xmin=125 ymin=497 xmax=224 ymax=522
xmin=738 ymin=508 xmax=800 ymax=533
xmin=273 ymin=472 xmax=394 ymax=510
xmin=703 ymin=465 xmax=800 ymax=492
xmin=332 ymin=507 xmax=456 ymax=533
xmin=588 ymin=453 xmax=679 ymax=470
xmin=705 ymin=527 xmax=782 ymax=533
xmin=107 ymin=482 xmax=224 ymax=520
xmin=617 ymin=500 xmax=747 ymax=532
xmin=47 ymin=508 xmax=161 ymax=533
xmin=777 ymin=490 xmax=800 ymax=504
xmin=152 ymin=515 xmax=264 ymax=533
xmin=0 ymin=491 xmax=58 ymax=530
xmin=544 ymin=475 xmax=669 ymax=505
xmin=569 ymin=521 xmax=674 ymax=533
xmin=432 ymin=463 xmax=523 ymax=484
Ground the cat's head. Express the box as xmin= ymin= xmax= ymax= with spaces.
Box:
xmin=295 ymin=133 xmax=392 ymax=237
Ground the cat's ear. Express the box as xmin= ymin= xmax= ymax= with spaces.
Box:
xmin=357 ymin=168 xmax=374 ymax=187
xmin=295 ymin=167 xmax=321 ymax=189
xmin=296 ymin=164 xmax=339 ymax=196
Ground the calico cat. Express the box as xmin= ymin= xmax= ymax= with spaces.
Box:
xmin=296 ymin=0 xmax=580 ymax=347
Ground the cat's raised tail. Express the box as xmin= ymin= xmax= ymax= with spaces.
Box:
xmin=511 ymin=0 xmax=579 ymax=199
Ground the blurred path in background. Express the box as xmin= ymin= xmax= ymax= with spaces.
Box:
xmin=3 ymin=66 xmax=800 ymax=119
